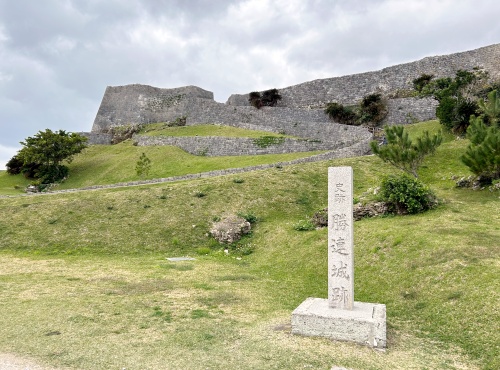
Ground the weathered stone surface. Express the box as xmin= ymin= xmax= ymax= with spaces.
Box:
xmin=133 ymin=133 xmax=368 ymax=156
xmin=91 ymin=84 xmax=213 ymax=133
xmin=328 ymin=167 xmax=354 ymax=310
xmin=78 ymin=132 xmax=113 ymax=145
xmin=228 ymin=43 xmax=500 ymax=109
xmin=353 ymin=202 xmax=389 ymax=220
xmin=291 ymin=298 xmax=387 ymax=349
xmin=86 ymin=44 xmax=500 ymax=159
xmin=210 ymin=215 xmax=251 ymax=244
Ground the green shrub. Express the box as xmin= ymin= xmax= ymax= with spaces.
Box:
xmin=358 ymin=93 xmax=388 ymax=127
xmin=370 ymin=125 xmax=442 ymax=178
xmin=135 ymin=152 xmax=152 ymax=178
xmin=6 ymin=155 xmax=24 ymax=175
xmin=237 ymin=212 xmax=258 ymax=224
xmin=324 ymin=102 xmax=358 ymax=125
xmin=325 ymin=94 xmax=387 ymax=127
xmin=36 ymin=164 xmax=69 ymax=184
xmin=477 ymin=90 xmax=500 ymax=126
xmin=436 ymin=96 xmax=478 ymax=134
xmin=426 ymin=69 xmax=485 ymax=134
xmin=412 ymin=74 xmax=435 ymax=94
xmin=248 ymin=89 xmax=282 ymax=109
xmin=378 ymin=174 xmax=437 ymax=214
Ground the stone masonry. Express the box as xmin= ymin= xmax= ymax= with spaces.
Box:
xmin=87 ymin=43 xmax=500 ymax=155
xmin=227 ymin=43 xmax=500 ymax=108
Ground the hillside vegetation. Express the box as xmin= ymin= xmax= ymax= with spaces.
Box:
xmin=0 ymin=121 xmax=498 ymax=369
xmin=0 ymin=123 xmax=322 ymax=195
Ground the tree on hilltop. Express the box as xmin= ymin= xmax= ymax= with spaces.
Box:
xmin=8 ymin=129 xmax=88 ymax=184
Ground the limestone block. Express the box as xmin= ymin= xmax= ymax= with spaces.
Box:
xmin=291 ymin=297 xmax=386 ymax=348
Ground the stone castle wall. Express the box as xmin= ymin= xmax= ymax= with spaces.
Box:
xmin=134 ymin=136 xmax=343 ymax=156
xmin=88 ymin=43 xmax=500 ymax=153
xmin=226 ymin=43 xmax=500 ymax=108
xmin=133 ymin=122 xmax=371 ymax=156
xmin=91 ymin=84 xmax=213 ymax=133
xmin=79 ymin=132 xmax=113 ymax=145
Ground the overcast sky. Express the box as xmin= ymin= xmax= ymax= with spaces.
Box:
xmin=1 ymin=0 xmax=499 ymax=169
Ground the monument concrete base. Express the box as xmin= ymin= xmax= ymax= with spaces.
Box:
xmin=291 ymin=297 xmax=386 ymax=349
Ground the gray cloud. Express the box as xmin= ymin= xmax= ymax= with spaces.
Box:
xmin=1 ymin=0 xmax=499 ymax=169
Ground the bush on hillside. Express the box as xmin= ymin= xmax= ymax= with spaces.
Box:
xmin=412 ymin=74 xmax=435 ymax=94
xmin=249 ymin=89 xmax=282 ymax=109
xmin=10 ymin=129 xmax=87 ymax=184
xmin=35 ymin=164 xmax=69 ymax=184
xmin=418 ymin=69 xmax=492 ymax=134
xmin=358 ymin=93 xmax=388 ymax=127
xmin=136 ymin=152 xmax=152 ymax=178
xmin=436 ymin=96 xmax=478 ymax=134
xmin=378 ymin=174 xmax=437 ymax=214
xmin=325 ymin=93 xmax=387 ymax=127
xmin=6 ymin=155 xmax=24 ymax=175
xmin=324 ymin=102 xmax=359 ymax=125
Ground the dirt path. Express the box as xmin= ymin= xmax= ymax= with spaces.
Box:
xmin=0 ymin=353 xmax=57 ymax=370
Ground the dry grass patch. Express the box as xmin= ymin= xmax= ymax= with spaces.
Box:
xmin=0 ymin=255 xmax=483 ymax=370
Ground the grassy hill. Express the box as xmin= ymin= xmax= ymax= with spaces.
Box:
xmin=0 ymin=124 xmax=322 ymax=195
xmin=0 ymin=121 xmax=498 ymax=369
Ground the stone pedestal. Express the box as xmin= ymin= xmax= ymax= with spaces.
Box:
xmin=291 ymin=298 xmax=386 ymax=349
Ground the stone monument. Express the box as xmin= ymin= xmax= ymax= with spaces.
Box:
xmin=291 ymin=166 xmax=386 ymax=348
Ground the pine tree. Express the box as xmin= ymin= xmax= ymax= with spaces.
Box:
xmin=478 ymin=89 xmax=500 ymax=126
xmin=461 ymin=116 xmax=500 ymax=182
xmin=135 ymin=152 xmax=152 ymax=178
xmin=370 ymin=125 xmax=442 ymax=178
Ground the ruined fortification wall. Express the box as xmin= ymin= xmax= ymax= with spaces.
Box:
xmin=227 ymin=43 xmax=500 ymax=108
xmin=88 ymin=43 xmax=500 ymax=155
xmin=91 ymin=84 xmax=213 ymax=133
xmin=133 ymin=121 xmax=371 ymax=156
xmin=79 ymin=132 xmax=113 ymax=145
xmin=383 ymin=97 xmax=438 ymax=125
xmin=134 ymin=136 xmax=346 ymax=156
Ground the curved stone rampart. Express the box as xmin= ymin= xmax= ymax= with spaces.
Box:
xmin=133 ymin=133 xmax=368 ymax=156
xmin=88 ymin=43 xmax=500 ymax=156
xmin=227 ymin=43 xmax=500 ymax=108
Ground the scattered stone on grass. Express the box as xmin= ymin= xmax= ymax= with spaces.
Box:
xmin=210 ymin=215 xmax=251 ymax=244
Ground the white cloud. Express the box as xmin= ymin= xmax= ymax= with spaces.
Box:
xmin=0 ymin=0 xmax=499 ymax=152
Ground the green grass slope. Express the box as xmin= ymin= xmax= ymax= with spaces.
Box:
xmin=0 ymin=123 xmax=323 ymax=194
xmin=0 ymin=121 xmax=498 ymax=369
